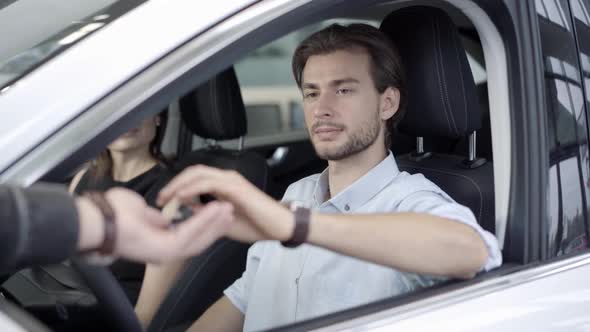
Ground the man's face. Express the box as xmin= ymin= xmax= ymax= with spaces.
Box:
xmin=301 ymin=49 xmax=391 ymax=161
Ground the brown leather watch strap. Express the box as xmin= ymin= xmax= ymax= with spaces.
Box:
xmin=83 ymin=191 xmax=117 ymax=255
xmin=281 ymin=202 xmax=311 ymax=248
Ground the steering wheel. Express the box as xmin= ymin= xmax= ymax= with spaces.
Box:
xmin=70 ymin=258 xmax=143 ymax=332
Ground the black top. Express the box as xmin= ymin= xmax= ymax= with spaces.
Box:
xmin=74 ymin=164 xmax=173 ymax=303
xmin=0 ymin=184 xmax=79 ymax=275
xmin=75 ymin=164 xmax=172 ymax=207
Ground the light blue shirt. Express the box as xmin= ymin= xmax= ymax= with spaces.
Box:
xmin=225 ymin=152 xmax=501 ymax=332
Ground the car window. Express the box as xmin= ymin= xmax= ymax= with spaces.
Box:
xmin=537 ymin=0 xmax=590 ymax=256
xmin=0 ymin=0 xmax=147 ymax=90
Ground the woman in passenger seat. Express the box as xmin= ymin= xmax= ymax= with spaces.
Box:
xmin=69 ymin=112 xmax=186 ymax=325
xmin=69 ymin=113 xmax=172 ymax=208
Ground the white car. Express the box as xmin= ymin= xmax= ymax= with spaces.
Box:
xmin=1 ymin=0 xmax=590 ymax=331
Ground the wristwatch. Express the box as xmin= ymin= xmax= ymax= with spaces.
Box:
xmin=281 ymin=201 xmax=311 ymax=248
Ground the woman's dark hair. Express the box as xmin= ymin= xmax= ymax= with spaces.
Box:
xmin=89 ymin=111 xmax=169 ymax=180
xmin=292 ymin=23 xmax=407 ymax=148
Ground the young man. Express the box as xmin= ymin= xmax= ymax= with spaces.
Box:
xmin=159 ymin=23 xmax=501 ymax=332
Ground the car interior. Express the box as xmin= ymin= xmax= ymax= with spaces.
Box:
xmin=0 ymin=1 xmax=511 ymax=332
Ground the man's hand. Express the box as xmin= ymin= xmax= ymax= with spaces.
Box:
xmin=157 ymin=165 xmax=294 ymax=243
xmin=78 ymin=187 xmax=234 ymax=263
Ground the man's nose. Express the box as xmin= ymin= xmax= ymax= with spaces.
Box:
xmin=313 ymin=92 xmax=335 ymax=118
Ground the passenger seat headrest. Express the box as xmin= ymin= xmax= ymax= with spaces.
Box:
xmin=380 ymin=6 xmax=481 ymax=139
xmin=179 ymin=67 xmax=247 ymax=140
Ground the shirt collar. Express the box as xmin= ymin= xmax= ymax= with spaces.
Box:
xmin=312 ymin=151 xmax=399 ymax=212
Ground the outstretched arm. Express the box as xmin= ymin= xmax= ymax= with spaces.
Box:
xmin=158 ymin=165 xmax=497 ymax=280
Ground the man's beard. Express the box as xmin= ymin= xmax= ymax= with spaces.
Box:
xmin=311 ymin=113 xmax=381 ymax=161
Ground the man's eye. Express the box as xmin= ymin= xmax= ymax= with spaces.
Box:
xmin=304 ymin=92 xmax=318 ymax=99
xmin=337 ymin=88 xmax=352 ymax=95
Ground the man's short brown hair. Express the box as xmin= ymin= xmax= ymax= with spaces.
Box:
xmin=292 ymin=23 xmax=407 ymax=148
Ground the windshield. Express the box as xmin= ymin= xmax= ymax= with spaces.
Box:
xmin=0 ymin=0 xmax=146 ymax=91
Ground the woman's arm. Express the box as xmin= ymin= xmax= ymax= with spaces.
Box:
xmin=135 ymin=260 xmax=188 ymax=328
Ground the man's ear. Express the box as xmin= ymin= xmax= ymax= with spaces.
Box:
xmin=380 ymin=87 xmax=400 ymax=121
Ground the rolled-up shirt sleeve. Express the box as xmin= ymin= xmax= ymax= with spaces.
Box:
xmin=397 ymin=190 xmax=502 ymax=272
xmin=0 ymin=184 xmax=79 ymax=274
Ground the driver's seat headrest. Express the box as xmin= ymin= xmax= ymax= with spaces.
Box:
xmin=380 ymin=6 xmax=481 ymax=139
xmin=179 ymin=67 xmax=247 ymax=140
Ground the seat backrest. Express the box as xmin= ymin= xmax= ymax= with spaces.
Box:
xmin=380 ymin=6 xmax=495 ymax=233
xmin=147 ymin=68 xmax=267 ymax=331
xmin=174 ymin=68 xmax=268 ymax=189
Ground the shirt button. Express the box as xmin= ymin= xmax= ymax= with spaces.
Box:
xmin=344 ymin=204 xmax=350 ymax=211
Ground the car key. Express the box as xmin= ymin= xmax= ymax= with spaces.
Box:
xmin=161 ymin=195 xmax=216 ymax=226
xmin=162 ymin=198 xmax=193 ymax=226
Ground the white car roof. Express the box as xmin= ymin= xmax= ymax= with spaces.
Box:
xmin=0 ymin=0 xmax=255 ymax=172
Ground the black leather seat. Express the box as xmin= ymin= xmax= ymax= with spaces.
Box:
xmin=147 ymin=68 xmax=268 ymax=332
xmin=380 ymin=6 xmax=495 ymax=233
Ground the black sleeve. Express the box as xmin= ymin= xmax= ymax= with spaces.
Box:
xmin=0 ymin=184 xmax=79 ymax=274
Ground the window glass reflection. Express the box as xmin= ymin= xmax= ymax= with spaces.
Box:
xmin=540 ymin=0 xmax=589 ymax=256
xmin=545 ymin=56 xmax=580 ymax=80
xmin=548 ymin=165 xmax=560 ymax=255
xmin=571 ymin=0 xmax=590 ymax=250
xmin=557 ymin=157 xmax=587 ymax=254
xmin=571 ymin=0 xmax=590 ymax=25
xmin=538 ymin=0 xmax=548 ymax=17
xmin=547 ymin=57 xmax=564 ymax=75
xmin=565 ymin=60 xmax=581 ymax=80
xmin=537 ymin=0 xmax=572 ymax=30
xmin=552 ymin=79 xmax=579 ymax=145
xmin=569 ymin=82 xmax=586 ymax=124
xmin=581 ymin=53 xmax=590 ymax=74
xmin=579 ymin=145 xmax=590 ymax=227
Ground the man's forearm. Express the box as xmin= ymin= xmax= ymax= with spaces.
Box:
xmin=306 ymin=212 xmax=488 ymax=279
xmin=76 ymin=196 xmax=104 ymax=251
